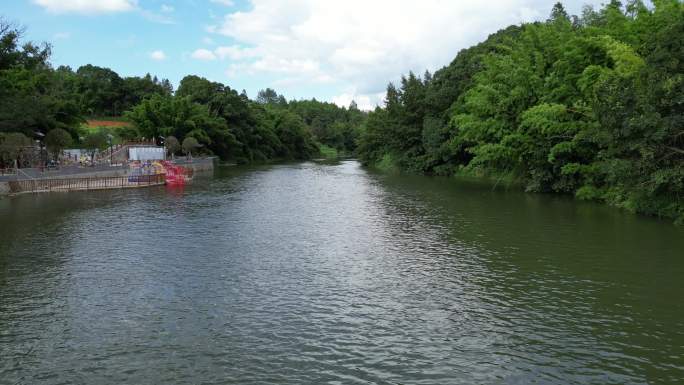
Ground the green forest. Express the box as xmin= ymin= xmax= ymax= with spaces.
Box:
xmin=0 ymin=18 xmax=364 ymax=165
xmin=1 ymin=1 xmax=683 ymax=223
xmin=358 ymin=0 xmax=684 ymax=223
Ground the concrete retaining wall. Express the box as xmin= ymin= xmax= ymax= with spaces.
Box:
xmin=0 ymin=164 xmax=129 ymax=182
xmin=0 ymin=157 xmax=215 ymax=196
xmin=172 ymin=157 xmax=216 ymax=172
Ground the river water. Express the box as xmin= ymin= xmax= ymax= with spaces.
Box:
xmin=1 ymin=160 xmax=683 ymax=384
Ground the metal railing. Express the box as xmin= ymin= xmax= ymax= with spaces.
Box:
xmin=0 ymin=168 xmax=17 ymax=176
xmin=8 ymin=173 xmax=165 ymax=194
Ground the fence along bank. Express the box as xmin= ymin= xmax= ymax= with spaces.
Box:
xmin=0 ymin=143 xmax=214 ymax=195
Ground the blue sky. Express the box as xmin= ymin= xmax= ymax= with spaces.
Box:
xmin=3 ymin=0 xmax=604 ymax=109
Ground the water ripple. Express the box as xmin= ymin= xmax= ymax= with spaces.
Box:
xmin=1 ymin=161 xmax=683 ymax=384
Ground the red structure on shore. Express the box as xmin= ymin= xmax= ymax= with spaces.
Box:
xmin=162 ymin=161 xmax=192 ymax=186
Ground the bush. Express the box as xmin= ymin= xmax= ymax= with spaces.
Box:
xmin=182 ymin=136 xmax=200 ymax=156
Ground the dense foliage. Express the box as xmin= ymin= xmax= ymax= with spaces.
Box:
xmin=0 ymin=17 xmax=174 ymax=166
xmin=0 ymin=20 xmax=81 ymax=141
xmin=67 ymin=64 xmax=173 ymax=117
xmin=0 ymin=17 xmax=365 ymax=167
xmin=4 ymin=3 xmax=680 ymax=222
xmin=358 ymin=1 xmax=684 ymax=223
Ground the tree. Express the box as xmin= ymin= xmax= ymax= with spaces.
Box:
xmin=0 ymin=19 xmax=81 ymax=139
xmin=76 ymin=64 xmax=124 ymax=116
xmin=2 ymin=18 xmax=333 ymax=168
xmin=285 ymin=98 xmax=365 ymax=153
xmin=548 ymin=2 xmax=570 ymax=23
xmin=120 ymin=74 xmax=172 ymax=111
xmin=124 ymin=94 xmax=236 ymax=158
xmin=176 ymin=75 xmax=221 ymax=104
xmin=1 ymin=18 xmax=50 ymax=71
xmin=165 ymin=135 xmax=180 ymax=157
xmin=256 ymin=88 xmax=281 ymax=104
xmin=0 ymin=18 xmax=24 ymax=70
xmin=0 ymin=132 xmax=32 ymax=168
xmin=45 ymin=128 xmax=72 ymax=160
xmin=182 ymin=136 xmax=200 ymax=157
xmin=354 ymin=1 xmax=683 ymax=222
xmin=270 ymin=109 xmax=317 ymax=159
xmin=82 ymin=131 xmax=108 ymax=161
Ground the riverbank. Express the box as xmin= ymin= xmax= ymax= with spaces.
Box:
xmin=0 ymin=157 xmax=215 ymax=196
xmin=364 ymin=157 xmax=683 ymax=225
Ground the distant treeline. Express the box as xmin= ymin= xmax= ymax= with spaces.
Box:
xmin=3 ymin=1 xmax=683 ymax=222
xmin=0 ymin=18 xmax=365 ymax=165
xmin=357 ymin=1 xmax=684 ymax=223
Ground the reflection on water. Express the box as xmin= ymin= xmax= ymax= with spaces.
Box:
xmin=1 ymin=161 xmax=683 ymax=384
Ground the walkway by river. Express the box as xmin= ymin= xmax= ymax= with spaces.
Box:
xmin=1 ymin=160 xmax=682 ymax=384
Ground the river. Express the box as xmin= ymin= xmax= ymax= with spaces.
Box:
xmin=1 ymin=160 xmax=683 ymax=384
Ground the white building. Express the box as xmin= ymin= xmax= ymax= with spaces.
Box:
xmin=128 ymin=147 xmax=165 ymax=161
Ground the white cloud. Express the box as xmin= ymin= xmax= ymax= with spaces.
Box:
xmin=34 ymin=0 xmax=173 ymax=23
xmin=149 ymin=50 xmax=167 ymax=61
xmin=190 ymin=45 xmax=258 ymax=61
xmin=332 ymin=91 xmax=385 ymax=111
xmin=191 ymin=48 xmax=217 ymax=60
xmin=210 ymin=0 xmax=235 ymax=6
xmin=33 ymin=0 xmax=137 ymax=14
xmin=207 ymin=0 xmax=604 ymax=109
xmin=214 ymin=45 xmax=259 ymax=60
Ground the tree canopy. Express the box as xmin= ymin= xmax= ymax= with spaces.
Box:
xmin=45 ymin=128 xmax=72 ymax=159
xmin=357 ymin=1 xmax=684 ymax=223
xmin=0 ymin=18 xmax=367 ymax=165
xmin=4 ymin=3 xmax=681 ymax=222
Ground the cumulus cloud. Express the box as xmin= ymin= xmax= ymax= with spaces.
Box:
xmin=332 ymin=91 xmax=384 ymax=111
xmin=206 ymin=0 xmax=603 ymax=109
xmin=190 ymin=45 xmax=259 ymax=61
xmin=34 ymin=0 xmax=173 ymax=23
xmin=149 ymin=50 xmax=167 ymax=61
xmin=33 ymin=0 xmax=137 ymax=14
xmin=191 ymin=48 xmax=217 ymax=60
xmin=214 ymin=45 xmax=259 ymax=60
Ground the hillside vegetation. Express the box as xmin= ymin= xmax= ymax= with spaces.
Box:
xmin=2 ymin=1 xmax=682 ymax=222
xmin=357 ymin=1 xmax=684 ymax=223
xmin=0 ymin=20 xmax=364 ymax=165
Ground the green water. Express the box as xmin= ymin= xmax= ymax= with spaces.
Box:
xmin=1 ymin=160 xmax=682 ymax=384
